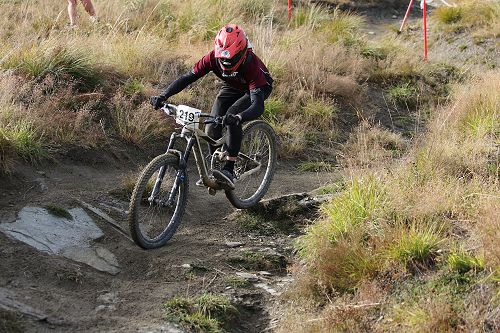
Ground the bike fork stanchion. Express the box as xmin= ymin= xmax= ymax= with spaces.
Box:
xmin=149 ymin=166 xmax=166 ymax=203
xmin=166 ymin=136 xmax=195 ymax=205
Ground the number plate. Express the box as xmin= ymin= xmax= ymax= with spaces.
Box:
xmin=176 ymin=105 xmax=201 ymax=130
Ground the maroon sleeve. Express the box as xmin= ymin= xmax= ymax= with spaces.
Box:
xmin=192 ymin=50 xmax=215 ymax=77
xmin=244 ymin=54 xmax=272 ymax=91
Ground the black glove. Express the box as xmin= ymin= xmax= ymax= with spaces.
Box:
xmin=150 ymin=95 xmax=166 ymax=110
xmin=222 ymin=114 xmax=241 ymax=127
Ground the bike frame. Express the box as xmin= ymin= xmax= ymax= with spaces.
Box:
xmin=149 ymin=105 xmax=229 ymax=206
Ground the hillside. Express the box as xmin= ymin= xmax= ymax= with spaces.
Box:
xmin=0 ymin=0 xmax=499 ymax=332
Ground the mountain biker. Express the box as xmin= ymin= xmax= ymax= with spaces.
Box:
xmin=150 ymin=24 xmax=273 ymax=189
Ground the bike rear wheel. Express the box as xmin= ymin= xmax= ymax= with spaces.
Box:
xmin=128 ymin=153 xmax=188 ymax=249
xmin=226 ymin=120 xmax=277 ymax=209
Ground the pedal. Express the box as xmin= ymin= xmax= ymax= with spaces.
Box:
xmin=212 ymin=170 xmax=235 ymax=190
xmin=208 ymin=188 xmax=217 ymax=196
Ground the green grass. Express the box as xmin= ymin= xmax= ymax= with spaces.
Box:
xmin=361 ymin=46 xmax=387 ymax=60
xmin=224 ymin=275 xmax=252 ymax=288
xmin=447 ymin=250 xmax=484 ymax=274
xmin=3 ymin=46 xmax=102 ymax=90
xmin=263 ymin=97 xmax=286 ymax=121
xmin=121 ymin=78 xmax=145 ymax=96
xmin=0 ymin=119 xmax=47 ymax=171
xmin=387 ymin=83 xmax=417 ymax=106
xmin=318 ymin=177 xmax=385 ymax=242
xmin=45 ymin=204 xmax=73 ymax=220
xmin=302 ymin=99 xmax=338 ymax=128
xmin=164 ymin=294 xmax=237 ymax=333
xmin=297 ymin=160 xmax=335 ymax=172
xmin=323 ymin=9 xmax=365 ymax=43
xmin=388 ymin=225 xmax=444 ymax=269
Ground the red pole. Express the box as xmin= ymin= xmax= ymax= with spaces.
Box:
xmin=288 ymin=0 xmax=292 ymax=22
xmin=423 ymin=0 xmax=428 ymax=60
xmin=399 ymin=0 xmax=415 ymax=32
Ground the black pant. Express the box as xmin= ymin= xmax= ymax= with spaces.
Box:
xmin=206 ymin=85 xmax=271 ymax=157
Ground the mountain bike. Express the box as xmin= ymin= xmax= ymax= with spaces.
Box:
xmin=128 ymin=103 xmax=278 ymax=249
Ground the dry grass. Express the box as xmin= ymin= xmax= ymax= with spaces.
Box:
xmin=279 ymin=71 xmax=500 ymax=332
xmin=340 ymin=121 xmax=407 ymax=169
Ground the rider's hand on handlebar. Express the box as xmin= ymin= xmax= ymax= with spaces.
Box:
xmin=222 ymin=113 xmax=242 ymax=127
xmin=150 ymin=95 xmax=166 ymax=110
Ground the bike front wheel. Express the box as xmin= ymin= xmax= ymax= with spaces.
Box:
xmin=226 ymin=120 xmax=277 ymax=209
xmin=128 ymin=153 xmax=188 ymax=249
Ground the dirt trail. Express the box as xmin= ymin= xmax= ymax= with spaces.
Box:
xmin=0 ymin=156 xmax=338 ymax=333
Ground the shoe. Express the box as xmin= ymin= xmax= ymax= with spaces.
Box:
xmin=212 ymin=169 xmax=235 ymax=190
xmin=195 ymin=179 xmax=204 ymax=187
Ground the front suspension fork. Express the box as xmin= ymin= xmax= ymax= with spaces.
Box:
xmin=149 ymin=134 xmax=194 ymax=206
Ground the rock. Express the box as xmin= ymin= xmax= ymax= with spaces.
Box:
xmin=34 ymin=178 xmax=48 ymax=193
xmin=235 ymin=272 xmax=259 ymax=282
xmin=0 ymin=206 xmax=121 ymax=275
xmin=0 ymin=288 xmax=48 ymax=321
xmin=94 ymin=304 xmax=116 ymax=313
xmin=97 ymin=292 xmax=120 ymax=304
xmin=181 ymin=264 xmax=191 ymax=269
xmin=62 ymin=247 xmax=121 ymax=275
xmin=225 ymin=241 xmax=245 ymax=248
xmin=368 ymin=31 xmax=376 ymax=35
xmin=392 ymin=15 xmax=398 ymax=19
xmin=258 ymin=271 xmax=272 ymax=276
xmin=254 ymin=283 xmax=280 ymax=296
xmin=134 ymin=323 xmax=186 ymax=333
xmin=247 ymin=192 xmax=334 ymax=221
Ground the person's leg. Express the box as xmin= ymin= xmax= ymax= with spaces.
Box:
xmin=224 ymin=85 xmax=272 ymax=166
xmin=224 ymin=94 xmax=251 ymax=163
xmin=80 ymin=0 xmax=96 ymax=18
xmin=67 ymin=0 xmax=77 ymax=26
xmin=206 ymin=86 xmax=245 ymax=154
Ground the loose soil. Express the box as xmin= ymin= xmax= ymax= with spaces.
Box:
xmin=0 ymin=153 xmax=339 ymax=333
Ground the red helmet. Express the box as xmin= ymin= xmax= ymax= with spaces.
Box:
xmin=214 ymin=24 xmax=249 ymax=76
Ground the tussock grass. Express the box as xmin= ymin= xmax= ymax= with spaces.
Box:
xmin=280 ymin=72 xmax=500 ymax=331
xmin=0 ymin=115 xmax=47 ymax=173
xmin=340 ymin=121 xmax=407 ymax=169
xmin=447 ymin=249 xmax=484 ymax=274
xmin=2 ymin=45 xmax=102 ymax=90
xmin=387 ymin=223 xmax=444 ymax=270
xmin=111 ymin=97 xmax=169 ymax=147
xmin=164 ymin=293 xmax=237 ymax=333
